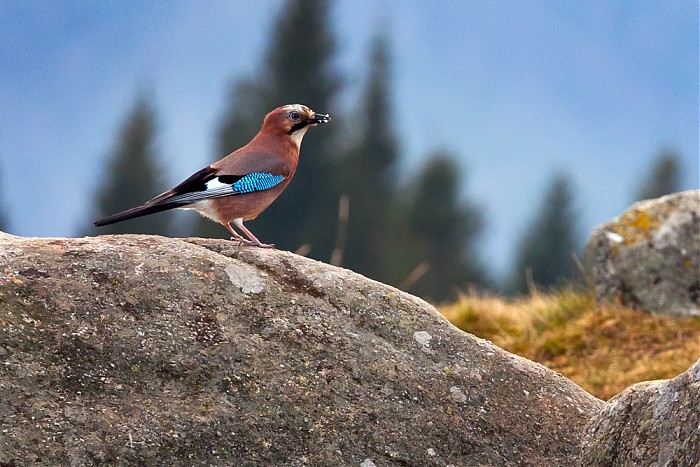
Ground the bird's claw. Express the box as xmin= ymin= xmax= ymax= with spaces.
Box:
xmin=229 ymin=237 xmax=275 ymax=249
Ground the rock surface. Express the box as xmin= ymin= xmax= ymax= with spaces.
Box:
xmin=0 ymin=233 xmax=602 ymax=465
xmin=585 ymin=190 xmax=700 ymax=317
xmin=581 ymin=358 xmax=700 ymax=466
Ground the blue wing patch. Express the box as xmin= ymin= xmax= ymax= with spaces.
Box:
xmin=163 ymin=172 xmax=285 ymax=205
xmin=232 ymin=172 xmax=285 ymax=194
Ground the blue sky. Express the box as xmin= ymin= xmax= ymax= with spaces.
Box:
xmin=1 ymin=1 xmax=697 ymax=277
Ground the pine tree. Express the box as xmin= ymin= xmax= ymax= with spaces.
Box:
xmin=509 ymin=174 xmax=580 ymax=294
xmin=198 ymin=0 xmax=341 ymax=258
xmin=635 ymin=149 xmax=681 ymax=201
xmin=339 ymin=34 xmax=399 ymax=279
xmin=86 ymin=95 xmax=172 ymax=236
xmin=403 ymin=152 xmax=486 ymax=302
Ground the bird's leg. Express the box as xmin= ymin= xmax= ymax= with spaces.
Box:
xmin=233 ymin=219 xmax=275 ymax=249
xmin=223 ymin=222 xmax=254 ymax=245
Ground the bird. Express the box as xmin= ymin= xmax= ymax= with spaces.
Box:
xmin=94 ymin=104 xmax=331 ymax=248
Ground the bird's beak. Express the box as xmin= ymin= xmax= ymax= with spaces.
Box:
xmin=310 ymin=113 xmax=331 ymax=124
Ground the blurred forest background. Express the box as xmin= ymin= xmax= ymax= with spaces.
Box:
xmin=1 ymin=0 xmax=697 ymax=303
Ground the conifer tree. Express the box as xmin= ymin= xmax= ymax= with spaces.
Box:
xmin=339 ymin=34 xmax=399 ymax=279
xmin=635 ymin=149 xmax=681 ymax=201
xmin=404 ymin=152 xmax=486 ymax=302
xmin=509 ymin=174 xmax=580 ymax=294
xmin=199 ymin=0 xmax=341 ymax=258
xmin=86 ymin=95 xmax=172 ymax=236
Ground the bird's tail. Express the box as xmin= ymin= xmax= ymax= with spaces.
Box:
xmin=94 ymin=202 xmax=182 ymax=227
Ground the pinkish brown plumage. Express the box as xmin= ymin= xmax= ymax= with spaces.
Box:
xmin=95 ymin=104 xmax=330 ymax=247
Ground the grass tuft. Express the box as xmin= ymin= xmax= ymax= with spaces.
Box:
xmin=440 ymin=290 xmax=699 ymax=400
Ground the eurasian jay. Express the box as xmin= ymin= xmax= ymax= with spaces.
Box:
xmin=94 ymin=104 xmax=331 ymax=247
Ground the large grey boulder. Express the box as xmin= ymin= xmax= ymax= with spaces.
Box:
xmin=585 ymin=190 xmax=700 ymax=317
xmin=581 ymin=358 xmax=700 ymax=466
xmin=0 ymin=233 xmax=602 ymax=466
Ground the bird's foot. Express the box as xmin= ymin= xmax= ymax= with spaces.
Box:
xmin=229 ymin=236 xmax=275 ymax=249
xmin=230 ymin=237 xmax=253 ymax=246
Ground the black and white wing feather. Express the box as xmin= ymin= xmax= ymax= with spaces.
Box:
xmin=94 ymin=165 xmax=285 ymax=227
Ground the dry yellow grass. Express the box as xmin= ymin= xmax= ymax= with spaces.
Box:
xmin=439 ymin=290 xmax=700 ymax=400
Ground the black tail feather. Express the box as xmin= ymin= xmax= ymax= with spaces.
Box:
xmin=94 ymin=202 xmax=183 ymax=227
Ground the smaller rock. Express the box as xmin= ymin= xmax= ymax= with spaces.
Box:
xmin=580 ymin=358 xmax=700 ymax=466
xmin=585 ymin=190 xmax=700 ymax=316
xmin=360 ymin=458 xmax=376 ymax=467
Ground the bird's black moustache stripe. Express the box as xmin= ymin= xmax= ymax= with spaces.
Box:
xmin=288 ymin=120 xmax=310 ymax=134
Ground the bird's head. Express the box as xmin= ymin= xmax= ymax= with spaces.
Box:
xmin=262 ymin=104 xmax=331 ymax=147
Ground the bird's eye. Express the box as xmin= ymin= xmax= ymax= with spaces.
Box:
xmin=288 ymin=111 xmax=301 ymax=121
